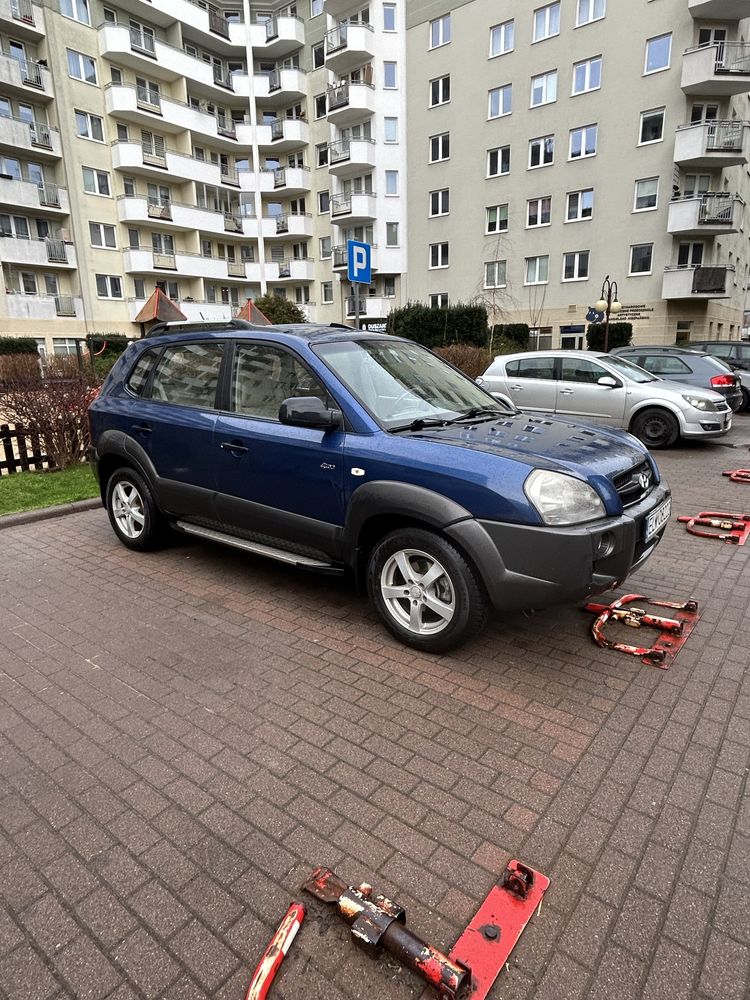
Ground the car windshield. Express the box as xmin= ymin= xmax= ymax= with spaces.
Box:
xmin=315 ymin=339 xmax=511 ymax=429
xmin=599 ymin=355 xmax=658 ymax=383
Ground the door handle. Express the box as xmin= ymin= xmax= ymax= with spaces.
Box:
xmin=220 ymin=441 xmax=249 ymax=454
xmin=510 ymin=384 xmax=523 ymax=391
xmin=132 ymin=423 xmax=152 ymax=434
xmin=559 ymin=389 xmax=574 ymax=395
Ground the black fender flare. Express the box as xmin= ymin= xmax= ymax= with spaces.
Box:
xmin=95 ymin=430 xmax=160 ymax=499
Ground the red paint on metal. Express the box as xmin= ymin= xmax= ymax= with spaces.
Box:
xmin=723 ymin=469 xmax=750 ymax=484
xmin=677 ymin=511 xmax=750 ymax=545
xmin=244 ymin=902 xmax=305 ymax=1000
xmin=584 ymin=594 xmax=700 ymax=669
xmin=448 ymin=861 xmax=550 ymax=1000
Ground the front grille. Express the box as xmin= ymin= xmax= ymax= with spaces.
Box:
xmin=612 ymin=461 xmax=653 ymax=508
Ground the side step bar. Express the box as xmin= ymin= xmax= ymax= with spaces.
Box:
xmin=175 ymin=521 xmax=342 ymax=572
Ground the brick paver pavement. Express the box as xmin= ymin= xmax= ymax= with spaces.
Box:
xmin=1 ymin=420 xmax=749 ymax=1000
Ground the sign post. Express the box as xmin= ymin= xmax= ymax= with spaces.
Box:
xmin=346 ymin=239 xmax=372 ymax=330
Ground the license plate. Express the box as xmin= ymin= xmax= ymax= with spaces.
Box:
xmin=645 ymin=497 xmax=672 ymax=541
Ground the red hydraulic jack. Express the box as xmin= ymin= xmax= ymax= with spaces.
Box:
xmin=723 ymin=469 xmax=750 ymax=484
xmin=584 ymin=594 xmax=699 ymax=669
xmin=302 ymin=860 xmax=550 ymax=1000
xmin=677 ymin=511 xmax=750 ymax=545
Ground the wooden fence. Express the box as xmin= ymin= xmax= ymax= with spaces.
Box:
xmin=0 ymin=423 xmax=51 ymax=475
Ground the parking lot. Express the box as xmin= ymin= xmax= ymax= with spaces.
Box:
xmin=1 ymin=419 xmax=749 ymax=1000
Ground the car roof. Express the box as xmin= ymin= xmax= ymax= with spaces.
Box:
xmin=611 ymin=345 xmax=704 ymax=354
xmin=495 ymin=350 xmax=610 ymax=360
xmin=142 ymin=319 xmax=393 ymax=347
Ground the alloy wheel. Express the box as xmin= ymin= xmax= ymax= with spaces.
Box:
xmin=380 ymin=548 xmax=456 ymax=636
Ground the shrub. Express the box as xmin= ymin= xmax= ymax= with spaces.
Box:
xmin=0 ymin=355 xmax=99 ymax=469
xmin=386 ymin=302 xmax=489 ymax=349
xmin=490 ymin=324 xmax=530 ymax=351
xmin=0 ymin=336 xmax=39 ymax=356
xmin=86 ymin=333 xmax=131 ymax=379
xmin=586 ymin=322 xmax=633 ymax=351
xmin=251 ymin=295 xmax=306 ymax=324
xmin=435 ymin=345 xmax=493 ymax=379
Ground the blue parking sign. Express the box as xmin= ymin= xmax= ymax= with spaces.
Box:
xmin=347 ymin=240 xmax=371 ymax=284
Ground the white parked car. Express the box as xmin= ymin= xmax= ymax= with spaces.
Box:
xmin=478 ymin=350 xmax=732 ymax=449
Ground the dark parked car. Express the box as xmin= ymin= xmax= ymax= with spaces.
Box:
xmin=88 ymin=321 xmax=671 ymax=652
xmin=610 ymin=346 xmax=743 ymax=412
xmin=689 ymin=341 xmax=750 ymax=410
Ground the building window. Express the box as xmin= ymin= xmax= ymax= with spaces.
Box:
xmin=487 ymin=146 xmax=510 ymax=177
xmin=634 ymin=177 xmax=659 ymax=211
xmin=533 ymin=3 xmax=560 ymax=42
xmin=60 ymin=0 xmax=90 ymax=26
xmin=429 ymin=188 xmax=450 ymax=216
xmin=490 ymin=20 xmax=514 ymax=57
xmin=488 ymin=84 xmax=512 ymax=119
xmin=383 ymin=4 xmax=396 ymax=31
xmin=384 ymin=117 xmax=398 ymax=142
xmin=563 ymin=250 xmax=589 ymax=280
xmin=312 ymin=42 xmax=324 ymax=68
xmin=75 ymin=110 xmax=104 ymax=142
xmin=566 ymin=188 xmax=594 ymax=221
xmin=570 ymin=123 xmax=597 ymax=158
xmin=310 ymin=0 xmax=323 ymax=16
xmin=639 ymin=108 xmax=665 ymax=144
xmin=384 ymin=62 xmax=398 ymax=88
xmin=529 ymin=135 xmax=554 ymax=168
xmin=645 ymin=33 xmax=671 ymax=74
xmin=429 ymin=292 xmax=448 ymax=309
xmin=314 ymin=94 xmax=326 ymax=119
xmin=629 ymin=243 xmax=653 ymax=275
xmin=531 ymin=70 xmax=557 ymax=107
xmin=53 ymin=337 xmax=82 ymax=355
xmin=484 ymin=260 xmax=507 ymax=288
xmin=316 ymin=142 xmax=328 ymax=167
xmin=385 ymin=170 xmax=399 ymax=196
xmin=429 ymin=75 xmax=450 ymax=107
xmin=95 ymin=274 xmax=123 ymax=298
xmin=67 ymin=49 xmax=97 ymax=85
xmin=572 ymin=56 xmax=602 ymax=95
xmin=319 ymin=236 xmax=331 ymax=259
xmin=82 ymin=167 xmax=111 ymax=196
xmin=386 ymin=222 xmax=399 ymax=246
xmin=430 ymin=14 xmax=451 ymax=49
xmin=321 ymin=281 xmax=333 ymax=303
xmin=89 ymin=222 xmax=116 ymax=248
xmin=486 ymin=204 xmax=508 ymax=234
xmin=525 ymin=255 xmax=549 ymax=285
xmin=429 ymin=132 xmax=450 ymax=162
xmin=527 ymin=197 xmax=551 ymax=228
xmin=576 ymin=0 xmax=605 ymax=26
xmin=383 ymin=276 xmax=396 ymax=297
xmin=318 ymin=190 xmax=330 ymax=213
xmin=429 ymin=242 xmax=449 ymax=268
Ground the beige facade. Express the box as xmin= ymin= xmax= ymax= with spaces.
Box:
xmin=0 ymin=0 xmax=407 ymax=351
xmin=405 ymin=0 xmax=750 ymax=347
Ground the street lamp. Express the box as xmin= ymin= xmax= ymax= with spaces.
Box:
xmin=595 ymin=275 xmax=622 ymax=353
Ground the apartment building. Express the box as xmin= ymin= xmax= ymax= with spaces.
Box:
xmin=0 ymin=0 xmax=407 ymax=351
xmin=405 ymin=0 xmax=750 ymax=347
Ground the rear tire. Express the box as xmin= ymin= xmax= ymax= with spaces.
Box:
xmin=367 ymin=528 xmax=490 ymax=652
xmin=105 ymin=467 xmax=168 ymax=551
xmin=631 ymin=408 xmax=680 ymax=450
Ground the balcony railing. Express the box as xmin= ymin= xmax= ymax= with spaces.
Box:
xmin=698 ymin=192 xmax=738 ymax=224
xmin=129 ymin=27 xmax=156 ymax=56
xmin=216 ymin=113 xmax=236 ymax=139
xmin=10 ymin=56 xmax=44 ymax=88
xmin=37 ymin=182 xmax=60 ymax=207
xmin=327 ymin=81 xmax=350 ymax=110
xmin=328 ymin=139 xmax=351 ymax=164
xmin=346 ymin=295 xmax=366 ymax=316
xmin=11 ymin=0 xmax=35 ymax=25
xmin=147 ymin=197 xmax=172 ymax=219
xmin=332 ymin=245 xmax=348 ymax=267
xmin=28 ymin=121 xmax=52 ymax=148
xmin=45 ymin=238 xmax=67 ymax=262
xmin=331 ymin=194 xmax=352 ymax=215
xmin=136 ymin=85 xmax=161 ymax=111
xmin=220 ymin=166 xmax=239 ymax=185
xmin=275 ymin=214 xmax=288 ymax=233
xmin=153 ymin=251 xmax=177 ymax=269
xmin=265 ymin=15 xmax=279 ymax=40
xmin=706 ymin=119 xmax=744 ymax=151
xmin=273 ymin=167 xmax=287 ymax=188
xmin=223 ymin=212 xmax=242 ymax=233
xmin=55 ymin=295 xmax=76 ymax=316
xmin=142 ymin=144 xmax=167 ymax=168
xmin=208 ymin=9 xmax=229 ymax=38
xmin=713 ymin=41 xmax=750 ymax=74
xmin=268 ymin=68 xmax=281 ymax=92
xmin=227 ymin=260 xmax=245 ymax=277
xmin=278 ymin=260 xmax=291 ymax=278
xmin=270 ymin=117 xmax=285 ymax=140
xmin=325 ymin=23 xmax=348 ymax=53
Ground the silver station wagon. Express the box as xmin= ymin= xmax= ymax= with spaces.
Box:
xmin=478 ymin=350 xmax=732 ymax=449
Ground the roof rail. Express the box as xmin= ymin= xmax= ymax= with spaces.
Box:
xmin=144 ymin=319 xmax=258 ymax=339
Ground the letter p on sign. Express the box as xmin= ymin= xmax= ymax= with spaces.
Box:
xmin=347 ymin=240 xmax=372 ymax=284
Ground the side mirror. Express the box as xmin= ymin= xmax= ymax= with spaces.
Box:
xmin=598 ymin=376 xmax=620 ymax=388
xmin=279 ymin=396 xmax=343 ymax=430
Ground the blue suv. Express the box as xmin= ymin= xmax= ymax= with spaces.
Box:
xmin=88 ymin=321 xmax=671 ymax=652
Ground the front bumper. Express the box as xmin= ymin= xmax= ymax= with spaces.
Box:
xmin=680 ymin=409 xmax=732 ymax=439
xmin=446 ymin=483 xmax=671 ymax=612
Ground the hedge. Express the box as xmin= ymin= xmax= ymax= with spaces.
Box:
xmin=0 ymin=337 xmax=39 ymax=356
xmin=386 ymin=302 xmax=489 ymax=348
xmin=491 ymin=323 xmax=530 ymax=350
xmin=586 ymin=322 xmax=633 ymax=351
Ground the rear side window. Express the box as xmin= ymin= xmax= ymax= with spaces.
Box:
xmin=150 ymin=342 xmax=224 ymax=408
xmin=506 ymin=357 xmax=556 ymax=379
xmin=641 ymin=355 xmax=692 ymax=375
xmin=126 ymin=350 xmax=158 ymax=396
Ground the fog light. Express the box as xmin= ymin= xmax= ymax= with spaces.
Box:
xmin=594 ymin=532 xmax=616 ymax=559
xmin=700 ymin=422 xmax=721 ymax=431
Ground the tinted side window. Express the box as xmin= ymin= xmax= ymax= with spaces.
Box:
xmin=506 ymin=357 xmax=556 ymax=379
xmin=150 ymin=342 xmax=224 ymax=408
xmin=126 ymin=349 xmax=158 ymax=396
xmin=737 ymin=345 xmax=750 ymax=361
xmin=560 ymin=359 xmax=608 ymax=383
xmin=641 ymin=355 xmax=692 ymax=375
xmin=232 ymin=344 xmax=330 ymax=420
xmin=700 ymin=343 xmax=729 ymax=358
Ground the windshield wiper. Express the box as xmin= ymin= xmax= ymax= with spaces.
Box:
xmin=392 ymin=407 xmax=511 ymax=433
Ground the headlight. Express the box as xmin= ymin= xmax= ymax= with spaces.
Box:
xmin=524 ymin=469 xmax=606 ymax=526
xmin=682 ymin=395 xmax=718 ymax=412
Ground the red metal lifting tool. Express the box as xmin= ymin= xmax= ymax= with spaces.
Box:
xmin=243 ymin=902 xmax=305 ymax=1000
xmin=302 ymin=860 xmax=550 ymax=1000
xmin=723 ymin=469 xmax=750 ymax=484
xmin=677 ymin=511 xmax=750 ymax=545
xmin=584 ymin=594 xmax=699 ymax=669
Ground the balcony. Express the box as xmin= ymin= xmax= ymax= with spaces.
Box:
xmin=105 ymin=85 xmax=243 ymax=150
xmin=0 ymin=116 xmax=61 ymax=160
xmin=254 ymin=67 xmax=307 ymax=105
xmin=331 ymin=192 xmax=378 ymax=224
xmin=673 ymin=120 xmax=750 ymax=168
xmin=662 ymin=264 xmax=735 ymax=300
xmin=667 ymin=193 xmax=744 ymax=236
xmin=326 ymin=81 xmax=376 ymax=125
xmin=682 ymin=42 xmax=750 ymax=96
xmin=272 ymin=166 xmax=311 ymax=196
xmin=688 ymin=0 xmax=749 ymax=17
xmin=123 ymin=248 xmax=259 ymax=282
xmin=0 ymin=53 xmax=51 ymax=100
xmin=0 ymin=235 xmax=76 ymax=268
xmin=271 ymin=258 xmax=314 ymax=282
xmin=249 ymin=14 xmax=305 ymax=58
xmin=332 ymin=243 xmax=378 ymax=271
xmin=111 ymin=141 xmax=231 ymax=188
xmin=345 ymin=295 xmax=393 ymax=319
xmin=117 ymin=196 xmax=248 ymax=238
xmin=238 ymin=167 xmax=275 ymax=193
xmin=269 ymin=213 xmax=313 ymax=239
xmin=3 ymin=294 xmax=83 ymax=321
xmin=256 ymin=117 xmax=309 ymax=151
xmin=0 ymin=176 xmax=68 ymax=214
xmin=328 ymin=137 xmax=377 ymax=177
xmin=0 ymin=0 xmax=44 ymax=39
xmin=325 ymin=22 xmax=375 ymax=75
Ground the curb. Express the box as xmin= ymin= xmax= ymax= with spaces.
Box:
xmin=0 ymin=498 xmax=102 ymax=531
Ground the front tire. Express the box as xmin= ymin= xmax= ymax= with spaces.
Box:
xmin=105 ymin=467 xmax=168 ymax=551
xmin=367 ymin=528 xmax=489 ymax=652
xmin=631 ymin=408 xmax=680 ymax=450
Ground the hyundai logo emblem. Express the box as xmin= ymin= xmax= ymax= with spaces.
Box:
xmin=638 ymin=472 xmax=651 ymax=490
